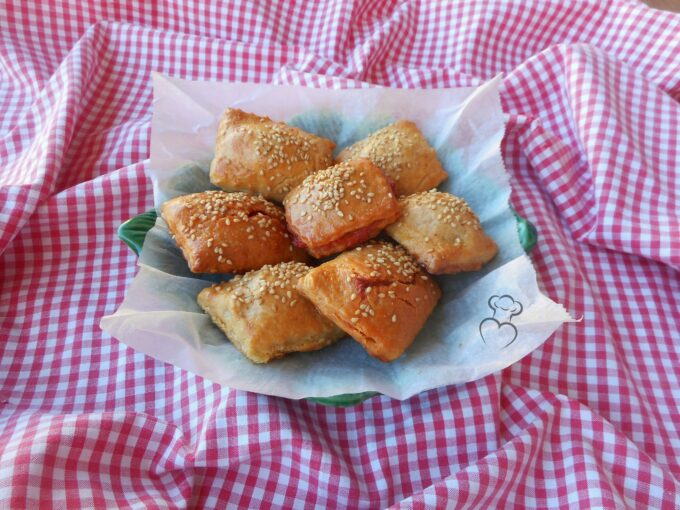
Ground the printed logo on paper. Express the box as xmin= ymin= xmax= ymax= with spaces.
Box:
xmin=479 ymin=295 xmax=523 ymax=349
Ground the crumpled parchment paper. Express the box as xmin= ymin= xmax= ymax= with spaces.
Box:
xmin=101 ymin=73 xmax=574 ymax=400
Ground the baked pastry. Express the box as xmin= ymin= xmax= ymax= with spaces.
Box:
xmin=297 ymin=242 xmax=441 ymax=362
xmin=209 ymin=108 xmax=336 ymax=202
xmin=198 ymin=262 xmax=345 ymax=363
xmin=284 ymin=159 xmax=401 ymax=258
xmin=385 ymin=190 xmax=497 ymax=274
xmin=336 ymin=120 xmax=447 ymax=197
xmin=161 ymin=190 xmax=308 ymax=274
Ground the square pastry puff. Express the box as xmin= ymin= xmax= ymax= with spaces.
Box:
xmin=209 ymin=108 xmax=335 ymax=202
xmin=297 ymin=242 xmax=441 ymax=362
xmin=284 ymin=159 xmax=401 ymax=258
xmin=197 ymin=262 xmax=345 ymax=364
xmin=336 ymin=120 xmax=447 ymax=197
xmin=385 ymin=190 xmax=497 ymax=274
xmin=161 ymin=191 xmax=308 ymax=274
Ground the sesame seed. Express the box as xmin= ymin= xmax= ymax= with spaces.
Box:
xmin=391 ymin=314 xmax=397 ymax=323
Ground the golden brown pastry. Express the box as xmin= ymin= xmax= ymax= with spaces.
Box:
xmin=209 ymin=108 xmax=336 ymax=202
xmin=336 ymin=120 xmax=447 ymax=197
xmin=283 ymin=159 xmax=402 ymax=258
xmin=161 ymin=190 xmax=308 ymax=273
xmin=197 ymin=262 xmax=345 ymax=363
xmin=385 ymin=190 xmax=497 ymax=274
xmin=297 ymin=242 xmax=441 ymax=362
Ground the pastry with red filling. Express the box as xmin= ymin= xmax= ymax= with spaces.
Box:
xmin=283 ymin=159 xmax=401 ymax=258
xmin=161 ymin=191 xmax=308 ymax=274
xmin=297 ymin=241 xmax=441 ymax=362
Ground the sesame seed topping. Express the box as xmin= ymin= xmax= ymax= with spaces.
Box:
xmin=391 ymin=314 xmax=397 ymax=323
xmin=340 ymin=122 xmax=421 ymax=180
xmin=356 ymin=242 xmax=423 ymax=281
xmin=288 ymin=159 xmax=387 ymax=220
xmin=398 ymin=191 xmax=482 ymax=244
xmin=167 ymin=191 xmax=292 ymax=255
xmin=213 ymin=261 xmax=311 ymax=307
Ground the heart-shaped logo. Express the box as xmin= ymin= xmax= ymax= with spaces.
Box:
xmin=479 ymin=318 xmax=518 ymax=349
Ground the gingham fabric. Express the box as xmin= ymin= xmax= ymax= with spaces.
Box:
xmin=1 ymin=1 xmax=679 ymax=508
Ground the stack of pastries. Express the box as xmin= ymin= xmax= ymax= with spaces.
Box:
xmin=161 ymin=108 xmax=498 ymax=364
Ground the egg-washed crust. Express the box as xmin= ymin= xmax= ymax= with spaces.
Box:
xmin=386 ymin=190 xmax=498 ymax=274
xmin=297 ymin=242 xmax=441 ymax=362
xmin=161 ymin=190 xmax=309 ymax=274
xmin=209 ymin=108 xmax=336 ymax=203
xmin=336 ymin=120 xmax=447 ymax=197
xmin=284 ymin=159 xmax=402 ymax=258
xmin=197 ymin=262 xmax=345 ymax=364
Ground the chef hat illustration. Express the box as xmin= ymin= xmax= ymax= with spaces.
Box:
xmin=488 ymin=295 xmax=523 ymax=322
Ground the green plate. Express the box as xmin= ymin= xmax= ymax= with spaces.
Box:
xmin=118 ymin=207 xmax=537 ymax=406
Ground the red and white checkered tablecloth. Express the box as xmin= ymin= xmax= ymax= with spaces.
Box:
xmin=1 ymin=1 xmax=679 ymax=507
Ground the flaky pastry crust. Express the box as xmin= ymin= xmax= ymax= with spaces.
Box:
xmin=209 ymin=108 xmax=335 ymax=202
xmin=385 ymin=190 xmax=497 ymax=274
xmin=297 ymin=242 xmax=441 ymax=362
xmin=336 ymin=120 xmax=447 ymax=197
xmin=284 ymin=159 xmax=401 ymax=258
xmin=161 ymin=190 xmax=308 ymax=274
xmin=198 ymin=262 xmax=345 ymax=363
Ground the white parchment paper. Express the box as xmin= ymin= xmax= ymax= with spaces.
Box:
xmin=101 ymin=73 xmax=574 ymax=400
